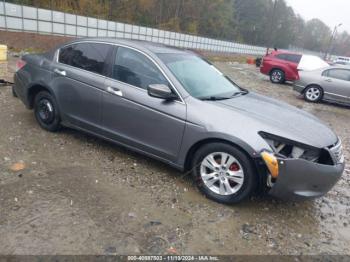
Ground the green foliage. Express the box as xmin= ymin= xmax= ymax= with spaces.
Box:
xmin=5 ymin=0 xmax=350 ymax=55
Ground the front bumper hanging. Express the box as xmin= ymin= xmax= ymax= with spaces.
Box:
xmin=268 ymin=157 xmax=344 ymax=200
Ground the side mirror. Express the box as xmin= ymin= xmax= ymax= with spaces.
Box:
xmin=147 ymin=84 xmax=178 ymax=100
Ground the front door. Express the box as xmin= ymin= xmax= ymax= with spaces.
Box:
xmin=101 ymin=46 xmax=186 ymax=162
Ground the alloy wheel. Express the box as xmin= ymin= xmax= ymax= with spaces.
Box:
xmin=305 ymin=87 xmax=321 ymax=101
xmin=200 ymin=152 xmax=244 ymax=196
xmin=271 ymin=71 xmax=282 ymax=82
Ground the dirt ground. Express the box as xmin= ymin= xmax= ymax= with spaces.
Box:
xmin=0 ymin=56 xmax=350 ymax=255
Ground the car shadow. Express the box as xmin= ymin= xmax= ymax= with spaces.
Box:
xmin=58 ymin=126 xmax=315 ymax=208
xmin=59 ymin=127 xmax=184 ymax=179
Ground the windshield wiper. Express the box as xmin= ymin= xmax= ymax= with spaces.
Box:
xmin=200 ymin=96 xmax=230 ymax=101
xmin=199 ymin=90 xmax=249 ymax=101
xmin=230 ymin=90 xmax=249 ymax=97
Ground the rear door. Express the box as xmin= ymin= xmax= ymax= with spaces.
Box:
xmin=322 ymin=69 xmax=350 ymax=103
xmin=285 ymin=54 xmax=302 ymax=79
xmin=274 ymin=54 xmax=299 ymax=80
xmin=51 ymin=42 xmax=113 ymax=132
xmin=101 ymin=46 xmax=186 ymax=162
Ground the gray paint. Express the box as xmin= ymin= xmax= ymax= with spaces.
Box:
xmin=294 ymin=66 xmax=350 ymax=105
xmin=269 ymin=158 xmax=343 ymax=200
xmin=14 ymin=38 xmax=344 ymax=200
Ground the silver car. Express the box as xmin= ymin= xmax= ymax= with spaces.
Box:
xmin=13 ymin=39 xmax=344 ymax=204
xmin=294 ymin=66 xmax=350 ymax=105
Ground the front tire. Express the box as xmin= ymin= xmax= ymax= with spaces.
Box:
xmin=270 ymin=69 xmax=285 ymax=84
xmin=304 ymin=85 xmax=323 ymax=103
xmin=34 ymin=91 xmax=61 ymax=132
xmin=191 ymin=143 xmax=256 ymax=204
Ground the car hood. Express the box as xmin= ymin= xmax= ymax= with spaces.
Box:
xmin=214 ymin=92 xmax=337 ymax=148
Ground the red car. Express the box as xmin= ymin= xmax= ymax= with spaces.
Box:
xmin=260 ymin=51 xmax=302 ymax=84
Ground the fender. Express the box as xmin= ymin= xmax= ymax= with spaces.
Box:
xmin=177 ymin=122 xmax=260 ymax=171
xmin=26 ymin=81 xmax=56 ymax=109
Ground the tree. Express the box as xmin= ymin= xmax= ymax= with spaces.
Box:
xmin=302 ymin=19 xmax=331 ymax=52
xmin=6 ymin=0 xmax=349 ymax=56
xmin=332 ymin=31 xmax=350 ymax=56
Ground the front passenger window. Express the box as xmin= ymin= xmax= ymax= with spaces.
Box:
xmin=112 ymin=47 xmax=169 ymax=89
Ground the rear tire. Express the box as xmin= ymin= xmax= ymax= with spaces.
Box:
xmin=304 ymin=85 xmax=323 ymax=103
xmin=270 ymin=69 xmax=285 ymax=84
xmin=191 ymin=143 xmax=256 ymax=204
xmin=34 ymin=91 xmax=61 ymax=132
xmin=12 ymin=86 xmax=18 ymax=97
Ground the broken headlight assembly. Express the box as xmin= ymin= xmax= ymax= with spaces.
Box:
xmin=258 ymin=132 xmax=336 ymax=185
xmin=259 ymin=132 xmax=321 ymax=163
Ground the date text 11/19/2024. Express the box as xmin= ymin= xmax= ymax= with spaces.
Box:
xmin=127 ymin=255 xmax=220 ymax=261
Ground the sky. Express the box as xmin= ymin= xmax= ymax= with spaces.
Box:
xmin=285 ymin=0 xmax=349 ymax=33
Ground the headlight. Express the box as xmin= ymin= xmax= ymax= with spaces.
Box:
xmin=259 ymin=132 xmax=321 ymax=163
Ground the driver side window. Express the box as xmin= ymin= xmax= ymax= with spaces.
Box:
xmin=112 ymin=47 xmax=169 ymax=90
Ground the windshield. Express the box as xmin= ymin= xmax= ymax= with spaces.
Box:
xmin=158 ymin=53 xmax=241 ymax=99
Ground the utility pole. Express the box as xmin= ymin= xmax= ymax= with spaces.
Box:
xmin=266 ymin=0 xmax=278 ymax=54
xmin=324 ymin=23 xmax=342 ymax=61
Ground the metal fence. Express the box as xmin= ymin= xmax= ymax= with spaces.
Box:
xmin=0 ymin=1 xmax=267 ymax=56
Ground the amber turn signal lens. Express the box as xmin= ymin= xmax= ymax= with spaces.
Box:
xmin=261 ymin=151 xmax=279 ymax=178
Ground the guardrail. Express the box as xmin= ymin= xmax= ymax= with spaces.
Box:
xmin=0 ymin=2 xmax=335 ymax=59
xmin=0 ymin=2 xmax=267 ymax=56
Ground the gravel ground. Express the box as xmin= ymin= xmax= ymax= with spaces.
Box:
xmin=0 ymin=58 xmax=349 ymax=255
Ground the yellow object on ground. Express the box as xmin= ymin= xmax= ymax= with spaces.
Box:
xmin=10 ymin=162 xmax=26 ymax=172
xmin=0 ymin=45 xmax=8 ymax=61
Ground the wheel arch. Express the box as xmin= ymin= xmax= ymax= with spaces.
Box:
xmin=183 ymin=137 xmax=264 ymax=196
xmin=183 ymin=137 xmax=258 ymax=173
xmin=27 ymin=83 xmax=55 ymax=109
xmin=303 ymin=83 xmax=324 ymax=94
xmin=269 ymin=67 xmax=285 ymax=76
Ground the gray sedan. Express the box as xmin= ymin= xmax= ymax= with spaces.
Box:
xmin=294 ymin=66 xmax=350 ymax=105
xmin=13 ymin=38 xmax=344 ymax=204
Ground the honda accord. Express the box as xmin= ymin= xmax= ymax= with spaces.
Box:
xmin=13 ymin=39 xmax=345 ymax=204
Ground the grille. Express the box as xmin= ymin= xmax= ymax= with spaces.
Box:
xmin=329 ymin=140 xmax=344 ymax=164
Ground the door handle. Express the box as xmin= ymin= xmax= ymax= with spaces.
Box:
xmin=107 ymin=86 xmax=123 ymax=97
xmin=54 ymin=68 xmax=66 ymax=76
xmin=325 ymin=79 xmax=332 ymax=82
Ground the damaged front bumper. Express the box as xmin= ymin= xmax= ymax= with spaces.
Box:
xmin=268 ymin=158 xmax=344 ymax=200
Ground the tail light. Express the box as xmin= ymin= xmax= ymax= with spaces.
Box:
xmin=16 ymin=59 xmax=26 ymax=72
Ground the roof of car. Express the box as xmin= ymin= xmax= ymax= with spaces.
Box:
xmin=311 ymin=65 xmax=350 ymax=72
xmin=65 ymin=38 xmax=190 ymax=55
xmin=271 ymin=50 xmax=301 ymax=55
xmin=330 ymin=64 xmax=350 ymax=69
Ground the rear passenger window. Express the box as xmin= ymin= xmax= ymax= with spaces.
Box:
xmin=59 ymin=43 xmax=111 ymax=75
xmin=112 ymin=47 xmax=169 ymax=89
xmin=327 ymin=69 xmax=350 ymax=81
xmin=286 ymin=54 xmax=302 ymax=63
xmin=276 ymin=54 xmax=287 ymax=60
